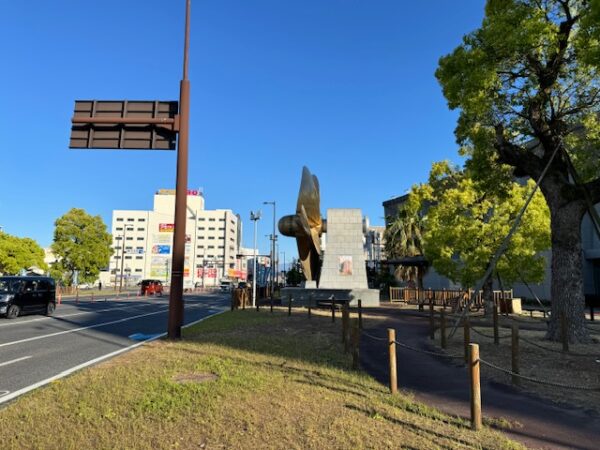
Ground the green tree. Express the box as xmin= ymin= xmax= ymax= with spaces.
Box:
xmin=418 ymin=165 xmax=551 ymax=315
xmin=51 ymin=208 xmax=112 ymax=285
xmin=436 ymin=0 xmax=600 ymax=341
xmin=285 ymin=258 xmax=306 ymax=286
xmin=384 ymin=206 xmax=427 ymax=288
xmin=0 ymin=233 xmax=47 ymax=275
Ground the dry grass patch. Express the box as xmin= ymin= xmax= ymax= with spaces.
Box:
xmin=0 ymin=308 xmax=522 ymax=449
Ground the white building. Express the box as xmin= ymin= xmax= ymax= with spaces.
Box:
xmin=106 ymin=189 xmax=243 ymax=288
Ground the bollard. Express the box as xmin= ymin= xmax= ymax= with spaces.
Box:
xmin=351 ymin=319 xmax=360 ymax=370
xmin=308 ymin=295 xmax=312 ymax=319
xmin=511 ymin=323 xmax=520 ymax=386
xmin=429 ymin=298 xmax=435 ymax=340
xmin=256 ymin=295 xmax=260 ymax=312
xmin=288 ymin=297 xmax=292 ymax=316
xmin=242 ymin=290 xmax=246 ymax=310
xmin=493 ymin=300 xmax=499 ymax=345
xmin=331 ymin=296 xmax=336 ymax=323
xmin=342 ymin=303 xmax=350 ymax=351
xmin=561 ymin=313 xmax=569 ymax=353
xmin=468 ymin=343 xmax=482 ymax=431
xmin=388 ymin=328 xmax=397 ymax=394
xmin=358 ymin=299 xmax=363 ymax=329
xmin=440 ymin=309 xmax=447 ymax=349
xmin=463 ymin=315 xmax=470 ymax=363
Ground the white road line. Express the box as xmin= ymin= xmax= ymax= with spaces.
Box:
xmin=0 ymin=308 xmax=169 ymax=348
xmin=0 ymin=356 xmax=32 ymax=368
xmin=0 ymin=303 xmax=157 ymax=328
xmin=0 ymin=309 xmax=227 ymax=405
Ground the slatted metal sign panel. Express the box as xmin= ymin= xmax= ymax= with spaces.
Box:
xmin=69 ymin=100 xmax=178 ymax=150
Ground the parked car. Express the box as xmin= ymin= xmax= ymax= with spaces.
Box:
xmin=0 ymin=276 xmax=56 ymax=319
xmin=140 ymin=279 xmax=164 ymax=296
xmin=219 ymin=281 xmax=233 ymax=292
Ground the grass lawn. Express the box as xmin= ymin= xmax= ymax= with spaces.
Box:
xmin=0 ymin=308 xmax=522 ymax=449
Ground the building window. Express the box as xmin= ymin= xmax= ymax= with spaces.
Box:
xmin=218 ymin=227 xmax=225 ymax=231
xmin=125 ymin=256 xmax=132 ymax=260
xmin=219 ymin=218 xmax=225 ymax=222
xmin=230 ymin=246 xmax=235 ymax=251
xmin=199 ymin=218 xmax=205 ymax=221
xmin=198 ymin=227 xmax=205 ymax=230
xmin=135 ymin=269 xmax=142 ymax=272
xmin=208 ymin=227 xmax=215 ymax=231
xmin=126 ymin=237 xmax=133 ymax=241
xmin=197 ymin=245 xmax=204 ymax=249
xmin=127 ymin=218 xmax=135 ymax=222
xmin=137 ymin=228 xmax=145 ymax=231
xmin=136 ymin=256 xmax=143 ymax=260
xmin=230 ymin=238 xmax=235 ymax=242
xmin=209 ymin=218 xmax=216 ymax=222
xmin=138 ymin=218 xmax=146 ymax=222
xmin=208 ymin=245 xmax=215 ymax=249
xmin=137 ymin=237 xmax=144 ymax=241
xmin=116 ymin=227 xmax=123 ymax=231
xmin=230 ymin=229 xmax=235 ymax=234
xmin=116 ymin=218 xmax=124 ymax=222
xmin=231 ymin=220 xmax=235 ymax=225
xmin=115 ymin=256 xmax=121 ymax=260
xmin=208 ymin=236 xmax=215 ymax=240
xmin=116 ymin=236 xmax=122 ymax=241
xmin=218 ymin=245 xmax=224 ymax=249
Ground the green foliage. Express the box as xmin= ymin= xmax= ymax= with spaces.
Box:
xmin=285 ymin=258 xmax=305 ymax=286
xmin=0 ymin=233 xmax=47 ymax=275
xmin=436 ymin=0 xmax=600 ymax=182
xmin=420 ymin=164 xmax=550 ymax=288
xmin=51 ymin=208 xmax=112 ymax=285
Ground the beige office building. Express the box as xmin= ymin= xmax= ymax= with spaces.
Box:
xmin=107 ymin=189 xmax=243 ymax=288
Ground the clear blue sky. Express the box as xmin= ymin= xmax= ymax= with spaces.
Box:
xmin=0 ymin=0 xmax=484 ymax=260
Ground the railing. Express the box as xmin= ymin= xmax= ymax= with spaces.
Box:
xmin=389 ymin=287 xmax=513 ymax=309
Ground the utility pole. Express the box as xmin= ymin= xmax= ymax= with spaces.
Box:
xmin=119 ymin=226 xmax=132 ymax=293
xmin=250 ymin=211 xmax=261 ymax=307
xmin=167 ymin=0 xmax=192 ymax=339
xmin=263 ymin=201 xmax=276 ymax=298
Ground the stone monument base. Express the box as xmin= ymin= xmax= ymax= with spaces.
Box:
xmin=280 ymin=287 xmax=379 ymax=307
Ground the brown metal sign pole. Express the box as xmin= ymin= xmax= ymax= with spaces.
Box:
xmin=168 ymin=0 xmax=191 ymax=340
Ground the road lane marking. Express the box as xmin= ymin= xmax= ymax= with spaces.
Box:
xmin=0 ymin=356 xmax=32 ymax=368
xmin=0 ymin=304 xmax=157 ymax=328
xmin=0 ymin=309 xmax=227 ymax=406
xmin=0 ymin=308 xmax=170 ymax=348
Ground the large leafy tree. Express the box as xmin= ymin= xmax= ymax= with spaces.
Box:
xmin=418 ymin=164 xmax=551 ymax=315
xmin=384 ymin=206 xmax=427 ymax=288
xmin=436 ymin=0 xmax=600 ymax=342
xmin=0 ymin=233 xmax=47 ymax=275
xmin=51 ymin=208 xmax=112 ymax=285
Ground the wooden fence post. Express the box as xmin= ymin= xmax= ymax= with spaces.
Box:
xmin=429 ymin=298 xmax=435 ymax=340
xmin=468 ymin=343 xmax=482 ymax=431
xmin=440 ymin=309 xmax=447 ymax=349
xmin=511 ymin=323 xmax=520 ymax=386
xmin=358 ymin=299 xmax=363 ymax=329
xmin=331 ymin=296 xmax=336 ymax=323
xmin=463 ymin=315 xmax=470 ymax=363
xmin=388 ymin=328 xmax=397 ymax=394
xmin=493 ymin=300 xmax=499 ymax=345
xmin=351 ymin=319 xmax=360 ymax=370
xmin=342 ymin=303 xmax=349 ymax=348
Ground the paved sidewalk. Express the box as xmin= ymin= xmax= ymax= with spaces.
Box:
xmin=359 ymin=306 xmax=600 ymax=450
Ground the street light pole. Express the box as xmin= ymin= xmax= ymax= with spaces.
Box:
xmin=250 ymin=211 xmax=261 ymax=307
xmin=119 ymin=226 xmax=131 ymax=293
xmin=168 ymin=0 xmax=192 ymax=340
xmin=263 ymin=201 xmax=276 ymax=298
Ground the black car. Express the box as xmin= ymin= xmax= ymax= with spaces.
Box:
xmin=0 ymin=276 xmax=56 ymax=319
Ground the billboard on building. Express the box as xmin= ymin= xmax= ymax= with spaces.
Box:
xmin=159 ymin=223 xmax=174 ymax=232
xmin=150 ymin=256 xmax=169 ymax=278
xmin=152 ymin=245 xmax=171 ymax=255
xmin=339 ymin=256 xmax=353 ymax=275
xmin=153 ymin=234 xmax=172 ymax=244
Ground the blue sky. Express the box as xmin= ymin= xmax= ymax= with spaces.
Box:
xmin=0 ymin=0 xmax=484 ymax=260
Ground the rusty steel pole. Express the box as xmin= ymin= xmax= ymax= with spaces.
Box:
xmin=168 ymin=0 xmax=191 ymax=340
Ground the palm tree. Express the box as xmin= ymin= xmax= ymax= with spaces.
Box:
xmin=384 ymin=207 xmax=427 ymax=288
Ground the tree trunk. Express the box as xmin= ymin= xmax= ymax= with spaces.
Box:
xmin=482 ymin=275 xmax=494 ymax=317
xmin=546 ymin=198 xmax=590 ymax=343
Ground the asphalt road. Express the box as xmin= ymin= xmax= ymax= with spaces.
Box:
xmin=0 ymin=293 xmax=229 ymax=405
